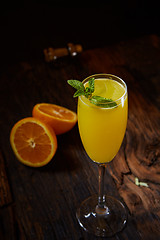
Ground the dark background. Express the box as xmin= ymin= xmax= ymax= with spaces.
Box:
xmin=0 ymin=1 xmax=160 ymax=66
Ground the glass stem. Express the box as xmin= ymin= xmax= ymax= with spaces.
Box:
xmin=98 ymin=163 xmax=106 ymax=209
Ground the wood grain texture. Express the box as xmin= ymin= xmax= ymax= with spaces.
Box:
xmin=0 ymin=151 xmax=12 ymax=207
xmin=0 ymin=35 xmax=160 ymax=239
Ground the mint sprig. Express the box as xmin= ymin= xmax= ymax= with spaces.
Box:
xmin=90 ymin=96 xmax=117 ymax=108
xmin=67 ymin=78 xmax=117 ymax=108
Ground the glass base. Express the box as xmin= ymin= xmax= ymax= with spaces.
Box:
xmin=76 ymin=195 xmax=127 ymax=237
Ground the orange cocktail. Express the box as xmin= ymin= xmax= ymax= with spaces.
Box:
xmin=78 ymin=76 xmax=128 ymax=163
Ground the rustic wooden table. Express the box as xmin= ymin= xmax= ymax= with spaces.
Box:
xmin=0 ymin=34 xmax=160 ymax=240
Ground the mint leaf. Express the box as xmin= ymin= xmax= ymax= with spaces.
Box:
xmin=73 ymin=89 xmax=85 ymax=97
xmin=89 ymin=77 xmax=95 ymax=93
xmin=90 ymin=96 xmax=117 ymax=108
xmin=67 ymin=80 xmax=85 ymax=91
xmin=84 ymin=87 xmax=92 ymax=98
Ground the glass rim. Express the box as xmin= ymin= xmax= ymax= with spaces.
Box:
xmin=79 ymin=73 xmax=127 ymax=108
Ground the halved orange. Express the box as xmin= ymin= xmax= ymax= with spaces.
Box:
xmin=10 ymin=117 xmax=57 ymax=167
xmin=32 ymin=103 xmax=77 ymax=135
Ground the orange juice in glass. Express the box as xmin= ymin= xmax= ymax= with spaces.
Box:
xmin=78 ymin=76 xmax=128 ymax=163
xmin=68 ymin=74 xmax=128 ymax=237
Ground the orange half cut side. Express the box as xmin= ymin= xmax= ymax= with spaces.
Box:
xmin=10 ymin=117 xmax=57 ymax=167
xmin=32 ymin=103 xmax=77 ymax=135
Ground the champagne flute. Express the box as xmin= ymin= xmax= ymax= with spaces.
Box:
xmin=76 ymin=74 xmax=128 ymax=237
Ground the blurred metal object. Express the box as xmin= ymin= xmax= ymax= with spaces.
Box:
xmin=44 ymin=43 xmax=83 ymax=62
